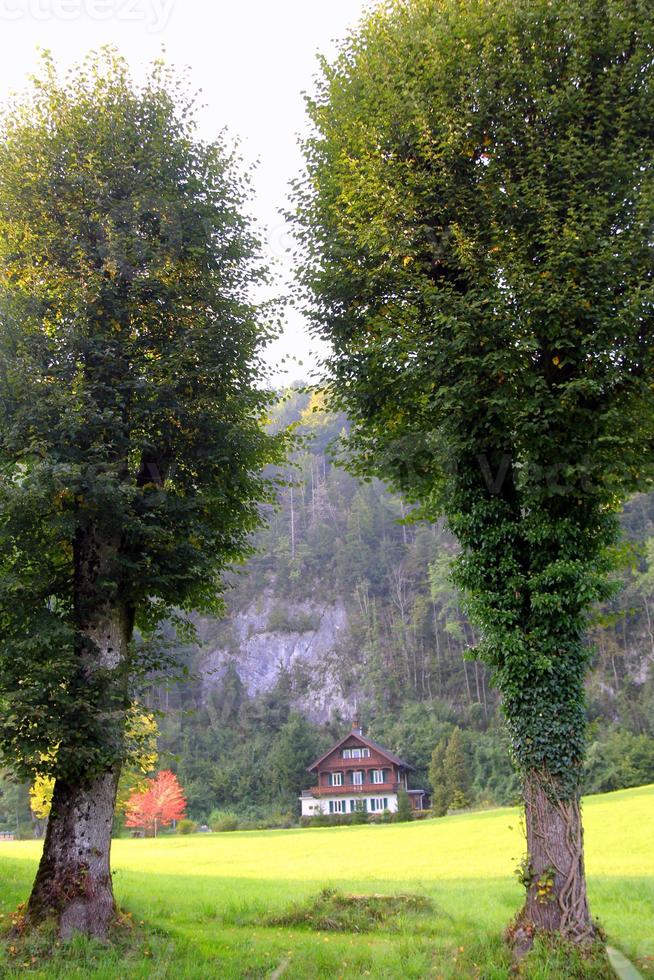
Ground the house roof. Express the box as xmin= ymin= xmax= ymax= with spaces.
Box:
xmin=307 ymin=730 xmax=414 ymax=772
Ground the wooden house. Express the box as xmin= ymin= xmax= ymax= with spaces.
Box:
xmin=300 ymin=722 xmax=426 ymax=817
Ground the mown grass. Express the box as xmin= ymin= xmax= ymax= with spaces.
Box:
xmin=0 ymin=784 xmax=651 ymax=978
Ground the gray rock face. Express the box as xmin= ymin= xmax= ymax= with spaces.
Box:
xmin=197 ymin=595 xmax=355 ymax=723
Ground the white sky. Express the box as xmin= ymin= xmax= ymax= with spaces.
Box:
xmin=0 ymin=0 xmax=371 ymax=383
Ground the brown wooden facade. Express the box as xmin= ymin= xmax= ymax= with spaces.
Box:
xmin=300 ymin=723 xmax=426 ymax=816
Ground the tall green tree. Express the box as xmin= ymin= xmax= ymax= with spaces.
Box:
xmin=443 ymin=728 xmax=470 ymax=810
xmin=269 ymin=712 xmax=326 ymax=808
xmin=428 ymin=738 xmax=449 ymax=817
xmin=0 ymin=51 xmax=283 ymax=937
xmin=296 ymin=0 xmax=654 ymax=944
xmin=396 ymin=786 xmax=413 ymax=822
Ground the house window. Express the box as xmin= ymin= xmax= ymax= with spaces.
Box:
xmin=372 ymin=770 xmax=384 ymax=784
xmin=353 ymin=771 xmax=363 ymax=786
xmin=342 ymin=749 xmax=351 ymax=759
xmin=329 ymin=800 xmax=346 ymax=814
xmin=351 ymin=747 xmax=361 ymax=759
xmin=361 ymin=748 xmax=370 ymax=758
xmin=369 ymin=798 xmax=386 ymax=812
xmin=330 ymin=772 xmax=343 ymax=787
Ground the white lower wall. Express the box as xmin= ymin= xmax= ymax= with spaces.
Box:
xmin=300 ymin=794 xmax=398 ymax=817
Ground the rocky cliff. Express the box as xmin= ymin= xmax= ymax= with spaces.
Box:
xmin=196 ymin=595 xmax=354 ymax=722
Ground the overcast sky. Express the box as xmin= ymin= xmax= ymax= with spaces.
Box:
xmin=0 ymin=0 xmax=371 ymax=382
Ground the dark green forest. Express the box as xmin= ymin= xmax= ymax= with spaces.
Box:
xmin=2 ymin=388 xmax=654 ymax=832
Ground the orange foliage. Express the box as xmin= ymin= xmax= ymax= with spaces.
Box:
xmin=124 ymin=770 xmax=187 ymax=835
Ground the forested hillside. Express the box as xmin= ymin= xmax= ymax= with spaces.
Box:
xmin=3 ymin=389 xmax=654 ymax=830
xmin=146 ymin=390 xmax=654 ymax=821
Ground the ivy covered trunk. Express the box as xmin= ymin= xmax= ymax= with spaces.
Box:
xmin=492 ymin=550 xmax=608 ymax=953
xmin=513 ymin=772 xmax=593 ymax=950
xmin=449 ymin=467 xmax=612 ymax=951
xmin=26 ymin=532 xmax=131 ymax=938
xmin=294 ymin=0 xmax=654 ymax=958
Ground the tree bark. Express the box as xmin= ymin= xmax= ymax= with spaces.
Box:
xmin=26 ymin=770 xmax=120 ymax=939
xmin=26 ymin=529 xmax=131 ymax=939
xmin=512 ymin=771 xmax=595 ymax=953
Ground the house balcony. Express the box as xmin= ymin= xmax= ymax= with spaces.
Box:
xmin=309 ymin=782 xmax=400 ymax=797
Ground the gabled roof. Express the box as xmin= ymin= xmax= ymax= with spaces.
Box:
xmin=307 ymin=730 xmax=414 ymax=772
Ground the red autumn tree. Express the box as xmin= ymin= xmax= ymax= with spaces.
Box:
xmin=125 ymin=770 xmax=187 ymax=837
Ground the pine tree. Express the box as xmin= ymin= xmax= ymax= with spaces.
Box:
xmin=269 ymin=713 xmax=325 ymax=808
xmin=444 ymin=729 xmax=471 ymax=810
xmin=428 ymin=738 xmax=450 ymax=817
xmin=396 ymin=787 xmax=412 ymax=822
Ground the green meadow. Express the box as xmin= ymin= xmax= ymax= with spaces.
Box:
xmin=0 ymin=784 xmax=652 ymax=978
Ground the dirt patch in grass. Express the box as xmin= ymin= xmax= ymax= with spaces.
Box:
xmin=266 ymin=888 xmax=439 ymax=934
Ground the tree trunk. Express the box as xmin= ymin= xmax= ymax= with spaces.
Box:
xmin=26 ymin=528 xmax=131 ymax=939
xmin=512 ymin=771 xmax=595 ymax=952
xmin=26 ymin=770 xmax=120 ymax=939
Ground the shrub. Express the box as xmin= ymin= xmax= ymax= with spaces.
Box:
xmin=215 ymin=815 xmax=239 ymax=832
xmin=177 ymin=819 xmax=198 ymax=835
xmin=207 ymin=809 xmax=239 ymax=833
xmin=256 ymin=810 xmax=297 ymax=830
xmin=301 ymin=813 xmax=358 ymax=828
xmin=209 ymin=809 xmax=240 ymax=832
xmin=332 ymin=814 xmax=353 ymax=827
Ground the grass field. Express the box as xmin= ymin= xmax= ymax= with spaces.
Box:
xmin=0 ymin=784 xmax=652 ymax=978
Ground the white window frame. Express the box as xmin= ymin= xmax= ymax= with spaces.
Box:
xmin=372 ymin=769 xmax=384 ymax=784
xmin=342 ymin=748 xmax=351 ymax=759
xmin=353 ymin=770 xmax=364 ymax=786
xmin=331 ymin=772 xmax=343 ymax=787
xmin=331 ymin=799 xmax=345 ymax=814
xmin=351 ymin=747 xmax=362 ymax=759
xmin=361 ymin=748 xmax=371 ymax=758
xmin=369 ymin=797 xmax=386 ymax=812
